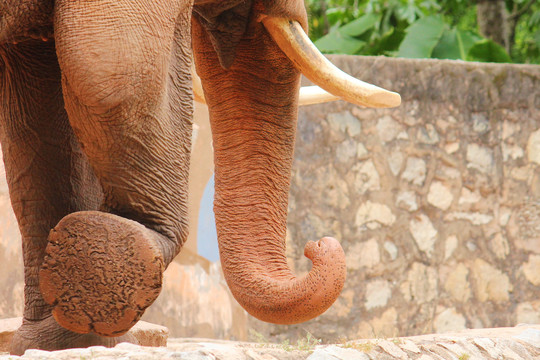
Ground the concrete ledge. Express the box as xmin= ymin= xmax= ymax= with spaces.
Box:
xmin=0 ymin=318 xmax=168 ymax=354
xmin=1 ymin=324 xmax=538 ymax=359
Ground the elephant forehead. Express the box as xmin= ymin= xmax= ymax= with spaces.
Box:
xmin=193 ymin=0 xmax=251 ymax=20
xmin=193 ymin=0 xmax=307 ymax=27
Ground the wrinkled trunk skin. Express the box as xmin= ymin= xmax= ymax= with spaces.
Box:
xmin=192 ymin=15 xmax=346 ymax=324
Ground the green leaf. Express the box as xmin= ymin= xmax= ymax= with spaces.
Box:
xmin=432 ymin=29 xmax=480 ymax=60
xmin=397 ymin=15 xmax=446 ymax=58
xmin=367 ymin=27 xmax=406 ymax=56
xmin=458 ymin=30 xmax=482 ymax=54
xmin=432 ymin=29 xmax=460 ymax=59
xmin=530 ymin=11 xmax=540 ymax=27
xmin=314 ymin=30 xmax=366 ymax=54
xmin=340 ymin=13 xmax=379 ymax=37
xmin=467 ymin=39 xmax=512 ymax=63
xmin=325 ymin=8 xmax=347 ymax=27
xmin=398 ymin=3 xmax=419 ymax=24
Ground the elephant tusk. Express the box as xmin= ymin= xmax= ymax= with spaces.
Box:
xmin=299 ymin=86 xmax=340 ymax=105
xmin=192 ymin=66 xmax=339 ymax=106
xmin=262 ymin=17 xmax=401 ymax=109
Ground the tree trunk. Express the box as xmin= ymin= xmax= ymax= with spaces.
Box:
xmin=319 ymin=0 xmax=330 ymax=35
xmin=477 ymin=0 xmax=511 ymax=53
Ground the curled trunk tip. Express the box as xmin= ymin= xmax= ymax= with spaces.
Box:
xmin=225 ymin=236 xmax=347 ymax=325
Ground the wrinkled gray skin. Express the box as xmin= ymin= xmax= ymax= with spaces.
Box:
xmin=0 ymin=0 xmax=345 ymax=355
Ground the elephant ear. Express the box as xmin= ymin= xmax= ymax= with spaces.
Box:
xmin=192 ymin=0 xmax=253 ymax=69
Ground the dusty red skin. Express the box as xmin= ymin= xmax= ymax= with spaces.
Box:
xmin=227 ymin=238 xmax=347 ymax=324
xmin=0 ymin=39 xmax=129 ymax=355
xmin=192 ymin=6 xmax=347 ymax=324
xmin=39 ymin=212 xmax=165 ymax=336
xmin=36 ymin=0 xmax=193 ymax=339
xmin=2 ymin=0 xmax=348 ymax=354
xmin=2 ymin=0 xmax=192 ymax=353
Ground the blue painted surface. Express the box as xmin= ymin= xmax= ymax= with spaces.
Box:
xmin=197 ymin=175 xmax=220 ymax=262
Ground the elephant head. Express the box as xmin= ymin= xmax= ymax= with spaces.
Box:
xmin=1 ymin=1 xmax=399 ymax=352
xmin=191 ymin=0 xmax=399 ymax=324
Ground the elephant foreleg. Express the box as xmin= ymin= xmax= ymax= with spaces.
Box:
xmin=39 ymin=0 xmax=193 ymax=337
xmin=0 ymin=40 xmax=138 ymax=355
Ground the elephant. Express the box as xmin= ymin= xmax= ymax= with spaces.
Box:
xmin=0 ymin=0 xmax=400 ymax=355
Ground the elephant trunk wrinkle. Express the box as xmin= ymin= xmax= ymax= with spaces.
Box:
xmin=193 ymin=14 xmax=345 ymax=325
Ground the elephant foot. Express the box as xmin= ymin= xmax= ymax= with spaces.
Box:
xmin=39 ymin=211 xmax=164 ymax=337
xmin=10 ymin=315 xmax=138 ymax=356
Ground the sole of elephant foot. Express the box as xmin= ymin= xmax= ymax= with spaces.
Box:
xmin=39 ymin=211 xmax=164 ymax=337
xmin=10 ymin=316 xmax=138 ymax=355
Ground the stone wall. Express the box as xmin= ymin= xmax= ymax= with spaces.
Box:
xmin=250 ymin=56 xmax=540 ymax=343
xmin=0 ymin=56 xmax=539 ymax=344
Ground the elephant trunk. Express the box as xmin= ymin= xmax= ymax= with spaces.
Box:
xmin=192 ymin=18 xmax=346 ymax=324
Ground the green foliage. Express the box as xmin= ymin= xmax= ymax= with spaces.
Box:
xmin=280 ymin=332 xmax=321 ymax=352
xmin=468 ymin=39 xmax=513 ymax=63
xmin=307 ymin=0 xmax=540 ymax=64
xmin=511 ymin=1 xmax=540 ymax=63
xmin=397 ymin=15 xmax=446 ymax=58
xmin=339 ymin=341 xmax=375 ymax=352
xmin=249 ymin=328 xmax=268 ymax=345
xmin=315 ymin=13 xmax=377 ymax=54
xmin=432 ymin=29 xmax=481 ymax=60
xmin=294 ymin=331 xmax=322 ymax=352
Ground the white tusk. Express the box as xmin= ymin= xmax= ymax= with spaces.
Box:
xmin=192 ymin=67 xmax=339 ymax=107
xmin=262 ymin=17 xmax=401 ymax=109
xmin=299 ymin=86 xmax=340 ymax=106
